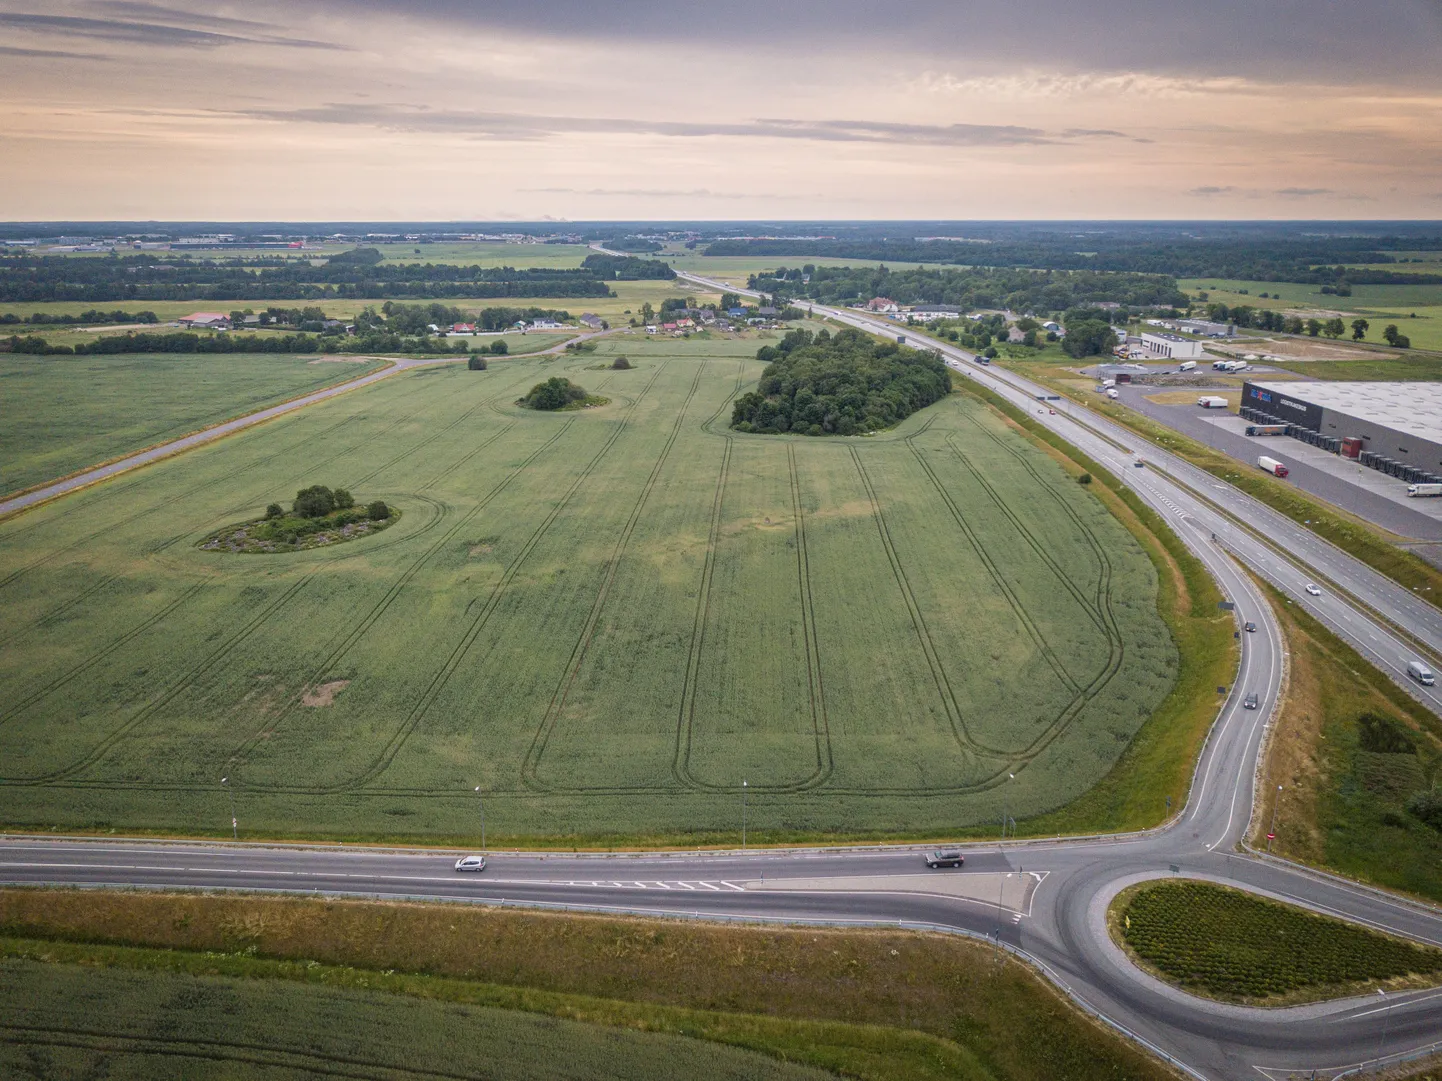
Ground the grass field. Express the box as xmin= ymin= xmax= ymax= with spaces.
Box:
xmin=0 ymin=335 xmax=1175 ymax=842
xmin=1257 ymin=583 xmax=1442 ymax=903
xmin=1112 ymin=879 xmax=1442 ymax=1004
xmin=0 ymin=955 xmax=833 ymax=1081
xmin=0 ymin=352 xmax=387 ymax=498
xmin=0 ymin=888 xmax=1180 ymax=1081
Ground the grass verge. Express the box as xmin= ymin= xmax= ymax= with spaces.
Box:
xmin=0 ymin=889 xmax=1179 ymax=1081
xmin=951 ymin=379 xmax=1238 ymax=837
xmin=1109 ymin=879 xmax=1442 ymax=1005
xmin=1255 ymin=580 xmax=1442 ymax=903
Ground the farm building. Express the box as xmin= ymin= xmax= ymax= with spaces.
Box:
xmin=177 ymin=312 xmax=231 ymax=329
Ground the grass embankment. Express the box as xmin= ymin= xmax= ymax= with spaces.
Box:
xmin=0 ymin=890 xmax=1177 ymax=1081
xmin=1110 ymin=879 xmax=1442 ymax=1005
xmin=952 ymin=379 xmax=1237 ymax=836
xmin=1028 ymin=371 xmax=1442 ymax=609
xmin=0 ymin=955 xmax=828 ymax=1081
xmin=1256 ymin=582 xmax=1442 ymax=902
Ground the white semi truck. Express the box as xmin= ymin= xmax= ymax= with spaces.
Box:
xmin=1197 ymin=395 xmax=1228 ymax=409
xmin=1257 ymin=455 xmax=1290 ymax=478
xmin=1407 ymin=483 xmax=1442 ymax=498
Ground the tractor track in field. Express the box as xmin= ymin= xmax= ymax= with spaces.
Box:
xmin=2 ymin=574 xmax=318 ymax=785
xmin=521 ymin=362 xmax=708 ymax=792
xmin=325 ymin=363 xmax=673 ymax=794
xmin=221 ymin=417 xmax=583 ymax=778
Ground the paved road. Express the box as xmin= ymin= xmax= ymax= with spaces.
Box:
xmin=4 ymin=278 xmax=1442 ymax=1078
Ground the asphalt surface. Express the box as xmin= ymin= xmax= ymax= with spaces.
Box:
xmin=4 ymin=277 xmax=1442 ymax=1079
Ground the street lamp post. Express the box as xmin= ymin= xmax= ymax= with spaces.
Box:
xmin=1001 ymin=772 xmax=1015 ymax=847
xmin=742 ymin=780 xmax=748 ymax=851
xmin=1267 ymin=785 xmax=1283 ymax=852
xmin=474 ymin=786 xmax=485 ymax=853
xmin=220 ymin=776 xmax=237 ymax=840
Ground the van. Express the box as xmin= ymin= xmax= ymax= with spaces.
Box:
xmin=1409 ymin=660 xmax=1436 ymax=687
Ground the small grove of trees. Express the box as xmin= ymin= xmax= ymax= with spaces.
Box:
xmin=522 ymin=377 xmax=590 ymax=411
xmin=1321 ymin=317 xmax=1346 ymax=339
xmin=1351 ymin=318 xmax=1370 ymax=341
xmin=1061 ymin=308 xmax=1119 ymax=358
xmin=611 ymin=355 xmax=632 ymax=369
xmin=1383 ymin=324 xmax=1412 ymax=348
xmin=284 ymin=485 xmax=389 ymax=522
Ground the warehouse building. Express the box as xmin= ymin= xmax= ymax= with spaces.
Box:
xmin=1140 ymin=331 xmax=1207 ymax=360
xmin=1240 ymin=380 xmax=1442 ymax=481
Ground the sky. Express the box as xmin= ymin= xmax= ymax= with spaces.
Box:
xmin=2 ymin=0 xmax=1441 ymax=221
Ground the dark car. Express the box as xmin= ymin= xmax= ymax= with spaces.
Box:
xmin=1243 ymin=693 xmax=1259 ymax=710
xmin=1245 ymin=621 xmax=1257 ymax=633
xmin=925 ymin=850 xmax=965 ymax=868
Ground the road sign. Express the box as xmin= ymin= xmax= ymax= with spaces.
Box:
xmin=1267 ymin=833 xmax=1275 ymax=840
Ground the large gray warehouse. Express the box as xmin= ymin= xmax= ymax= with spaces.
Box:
xmin=1239 ymin=380 xmax=1442 ymax=482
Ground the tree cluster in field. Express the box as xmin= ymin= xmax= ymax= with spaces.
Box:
xmin=729 ymin=328 xmax=952 ymax=436
xmin=1 ymin=309 xmax=158 ymax=326
xmin=203 ymin=486 xmax=393 ymax=553
xmin=0 ymin=252 xmax=634 ymax=303
xmin=520 ymin=377 xmax=601 ymax=411
xmin=1060 ymin=309 xmax=1120 ymax=358
xmin=708 ymin=236 xmax=1442 ymax=284
xmin=1121 ymin=880 xmax=1442 ymax=1000
xmin=750 ymin=265 xmax=1188 ymax=313
xmin=279 ymin=484 xmax=389 ymax=526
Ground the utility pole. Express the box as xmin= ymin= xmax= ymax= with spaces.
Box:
xmin=1267 ymin=785 xmax=1282 ymax=851
xmin=474 ymin=786 xmax=485 ymax=853
xmin=1001 ymin=772 xmax=1015 ymax=848
xmin=220 ymin=776 xmax=237 ymax=840
xmin=741 ymin=780 xmax=748 ymax=850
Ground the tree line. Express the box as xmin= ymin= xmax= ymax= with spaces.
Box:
xmin=730 ymin=328 xmax=952 ymax=436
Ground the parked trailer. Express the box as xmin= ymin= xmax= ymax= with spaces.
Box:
xmin=1246 ymin=424 xmax=1288 ymax=436
xmin=1409 ymin=483 xmax=1442 ymax=498
xmin=1197 ymin=395 xmax=1228 ymax=409
xmin=1178 ymin=360 xmax=1197 ymax=372
xmin=1257 ymin=456 xmax=1289 ymax=478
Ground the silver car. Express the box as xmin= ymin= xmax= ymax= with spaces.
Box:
xmin=454 ymin=855 xmax=486 ymax=872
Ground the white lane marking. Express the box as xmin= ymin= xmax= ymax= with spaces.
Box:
xmin=1346 ymin=987 xmax=1442 ymax=1019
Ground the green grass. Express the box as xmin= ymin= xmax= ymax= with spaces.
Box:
xmin=0 ymin=336 xmax=1176 ymax=842
xmin=0 ymin=352 xmax=387 ymax=497
xmin=0 ymin=953 xmax=835 ymax=1081
xmin=1180 ymin=278 xmax=1442 ymax=310
xmin=1259 ymin=583 xmax=1442 ymax=903
xmin=0 ymin=888 xmax=1180 ymax=1081
xmin=1113 ymin=879 xmax=1442 ymax=1004
xmin=1279 ymin=352 xmax=1442 ymax=381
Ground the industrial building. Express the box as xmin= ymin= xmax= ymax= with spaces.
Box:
xmin=1240 ymin=380 xmax=1442 ymax=483
xmin=1140 ymin=331 xmax=1207 ymax=360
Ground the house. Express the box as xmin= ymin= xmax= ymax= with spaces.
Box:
xmin=178 ymin=312 xmax=230 ymax=329
xmin=529 ymin=319 xmax=565 ymax=330
xmin=676 ymin=317 xmax=695 ymax=329
xmin=1007 ymin=327 xmax=1027 ymax=343
xmin=865 ymin=297 xmax=899 ymax=313
xmin=451 ymin=322 xmax=476 ymax=334
xmin=579 ymin=313 xmax=604 ymax=330
xmin=727 ymin=307 xmax=747 ymax=318
xmin=697 ymin=309 xmax=716 ymax=323
xmin=662 ymin=322 xmax=678 ymax=332
xmin=756 ymin=306 xmax=778 ymax=317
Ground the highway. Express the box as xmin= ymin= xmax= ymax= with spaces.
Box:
xmin=5 ymin=273 xmax=1442 ymax=1079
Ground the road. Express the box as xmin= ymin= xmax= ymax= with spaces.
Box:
xmin=4 ymin=277 xmax=1442 ymax=1078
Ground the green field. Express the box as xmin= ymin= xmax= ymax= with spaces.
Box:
xmin=0 ymin=352 xmax=387 ymax=497
xmin=1114 ymin=879 xmax=1442 ymax=1004
xmin=0 ymin=337 xmax=1175 ymax=841
xmin=0 ymin=956 xmax=830 ymax=1081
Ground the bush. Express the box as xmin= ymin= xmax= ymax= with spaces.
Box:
xmin=367 ymin=500 xmax=391 ymax=521
xmin=265 ymin=503 xmax=284 ymax=519
xmin=522 ymin=377 xmax=590 ymax=411
xmin=293 ymin=485 xmax=335 ymax=518
xmin=490 ymin=339 xmax=508 ymax=355
xmin=1407 ymin=790 xmax=1442 ymax=831
xmin=468 ymin=354 xmax=487 ymax=370
xmin=1358 ymin=711 xmax=1416 ymax=754
xmin=1077 ymin=473 xmax=1092 ymax=485
xmin=611 ymin=356 xmax=633 ymax=370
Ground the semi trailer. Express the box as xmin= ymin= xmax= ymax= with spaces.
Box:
xmin=1408 ymin=483 xmax=1442 ymax=498
xmin=1197 ymin=395 xmax=1228 ymax=409
xmin=1258 ymin=456 xmax=1289 ymax=478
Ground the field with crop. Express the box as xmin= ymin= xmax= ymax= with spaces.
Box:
xmin=0 ymin=352 xmax=387 ymax=498
xmin=1114 ymin=879 xmax=1442 ymax=1003
xmin=0 ymin=335 xmax=1175 ymax=841
xmin=0 ymin=956 xmax=830 ymax=1081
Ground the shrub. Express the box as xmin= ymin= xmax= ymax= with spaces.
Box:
xmin=1407 ymin=790 xmax=1442 ymax=831
xmin=1358 ymin=711 xmax=1416 ymax=754
xmin=523 ymin=377 xmax=589 ymax=411
xmin=1077 ymin=473 xmax=1092 ymax=485
xmin=293 ymin=485 xmax=335 ymax=518
xmin=468 ymin=354 xmax=487 ymax=371
xmin=490 ymin=339 xmax=508 ymax=355
xmin=265 ymin=503 xmax=284 ymax=519
xmin=367 ymin=500 xmax=391 ymax=521
xmin=611 ymin=356 xmax=633 ymax=370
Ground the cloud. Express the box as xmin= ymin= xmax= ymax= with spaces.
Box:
xmin=234 ymin=103 xmax=1070 ymax=146
xmin=0 ymin=12 xmax=345 ymax=49
xmin=0 ymin=43 xmax=108 ymax=59
xmin=1274 ymin=187 xmax=1332 ymax=197
xmin=1187 ymin=185 xmax=1235 ymax=196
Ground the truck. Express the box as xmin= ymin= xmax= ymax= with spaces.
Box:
xmin=1178 ymin=360 xmax=1197 ymax=372
xmin=1106 ymin=388 xmax=1119 ymax=399
xmin=1197 ymin=395 xmax=1228 ymax=409
xmin=1246 ymin=423 xmax=1287 ymax=436
xmin=1408 ymin=660 xmax=1436 ymax=687
xmin=1257 ymin=455 xmax=1289 ymax=478
xmin=1407 ymin=483 xmax=1442 ymax=498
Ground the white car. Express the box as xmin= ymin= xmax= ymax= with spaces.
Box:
xmin=454 ymin=855 xmax=486 ymax=872
xmin=1304 ymin=584 xmax=1322 ymax=596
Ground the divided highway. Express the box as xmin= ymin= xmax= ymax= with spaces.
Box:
xmin=4 ymin=274 xmax=1442 ymax=1079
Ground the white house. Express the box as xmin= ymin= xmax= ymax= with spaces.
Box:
xmin=865 ymin=297 xmax=900 ymax=313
